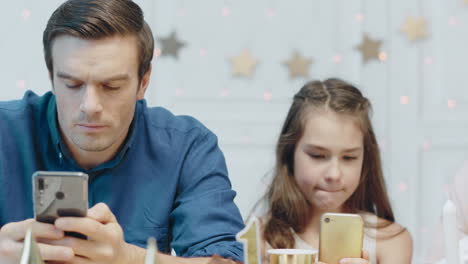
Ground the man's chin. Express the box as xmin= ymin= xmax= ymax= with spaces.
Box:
xmin=73 ymin=140 xmax=112 ymax=152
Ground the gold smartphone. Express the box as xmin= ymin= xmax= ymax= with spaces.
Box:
xmin=318 ymin=213 xmax=363 ymax=264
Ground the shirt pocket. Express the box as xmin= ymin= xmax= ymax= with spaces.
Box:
xmin=123 ymin=226 xmax=170 ymax=253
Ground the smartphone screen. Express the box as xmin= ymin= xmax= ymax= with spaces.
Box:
xmin=33 ymin=171 xmax=89 ymax=238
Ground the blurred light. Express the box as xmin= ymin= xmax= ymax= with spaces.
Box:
xmin=21 ymin=9 xmax=31 ymax=20
xmin=448 ymin=99 xmax=457 ymax=109
xmin=175 ymin=88 xmax=185 ymax=97
xmin=220 ymin=88 xmax=230 ymax=97
xmin=443 ymin=184 xmax=450 ymax=195
xmin=449 ymin=16 xmax=457 ymax=26
xmin=16 ymin=80 xmax=26 ymax=89
xmin=378 ymin=52 xmax=387 ymax=61
xmin=400 ymin=96 xmax=409 ymax=105
xmin=424 ymin=57 xmax=433 ymax=65
xmin=222 ymin=7 xmax=231 ymax=17
xmin=378 ymin=139 xmax=386 ymax=151
xmin=332 ymin=54 xmax=343 ymax=63
xmin=422 ymin=140 xmax=432 ymax=151
xmin=154 ymin=48 xmax=162 ymax=58
xmin=398 ymin=182 xmax=408 ymax=192
xmin=263 ymin=91 xmax=273 ymax=101
xmin=266 ymin=8 xmax=276 ymax=18
xmin=177 ymin=8 xmax=186 ymax=17
xmin=199 ymin=48 xmax=208 ymax=57
xmin=355 ymin=13 xmax=364 ymax=22
xmin=240 ymin=135 xmax=251 ymax=144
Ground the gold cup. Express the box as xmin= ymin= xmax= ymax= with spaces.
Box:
xmin=268 ymin=249 xmax=318 ymax=264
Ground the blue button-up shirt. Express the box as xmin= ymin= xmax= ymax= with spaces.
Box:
xmin=0 ymin=91 xmax=245 ymax=261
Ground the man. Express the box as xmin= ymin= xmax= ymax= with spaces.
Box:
xmin=0 ymin=0 xmax=245 ymax=263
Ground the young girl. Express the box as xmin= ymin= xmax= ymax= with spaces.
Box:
xmin=260 ymin=79 xmax=412 ymax=264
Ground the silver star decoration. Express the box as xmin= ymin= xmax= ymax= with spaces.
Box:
xmin=158 ymin=31 xmax=186 ymax=59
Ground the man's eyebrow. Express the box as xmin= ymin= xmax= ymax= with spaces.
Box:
xmin=102 ymin=74 xmax=130 ymax=82
xmin=56 ymin=72 xmax=130 ymax=82
xmin=56 ymin=72 xmax=78 ymax=80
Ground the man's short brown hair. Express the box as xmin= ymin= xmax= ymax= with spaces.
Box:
xmin=43 ymin=0 xmax=154 ymax=81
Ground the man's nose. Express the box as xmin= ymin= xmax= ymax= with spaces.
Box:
xmin=79 ymin=86 xmax=103 ymax=115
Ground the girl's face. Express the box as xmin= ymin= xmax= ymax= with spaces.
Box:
xmin=293 ymin=109 xmax=364 ymax=213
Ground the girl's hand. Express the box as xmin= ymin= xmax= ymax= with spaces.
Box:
xmin=318 ymin=250 xmax=370 ymax=264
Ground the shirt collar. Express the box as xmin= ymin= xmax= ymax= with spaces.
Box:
xmin=47 ymin=94 xmax=143 ymax=172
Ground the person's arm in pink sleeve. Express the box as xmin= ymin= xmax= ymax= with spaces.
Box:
xmin=451 ymin=161 xmax=468 ymax=235
xmin=425 ymin=161 xmax=468 ymax=263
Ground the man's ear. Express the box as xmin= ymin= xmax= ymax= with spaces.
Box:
xmin=137 ymin=65 xmax=152 ymax=100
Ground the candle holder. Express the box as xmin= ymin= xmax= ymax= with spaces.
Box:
xmin=145 ymin=237 xmax=158 ymax=264
xmin=20 ymin=228 xmax=45 ymax=264
xmin=236 ymin=217 xmax=261 ymax=264
xmin=268 ymin=249 xmax=317 ymax=264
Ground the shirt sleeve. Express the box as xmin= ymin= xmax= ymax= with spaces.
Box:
xmin=170 ymin=129 xmax=245 ymax=262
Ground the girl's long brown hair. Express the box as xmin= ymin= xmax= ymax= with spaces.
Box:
xmin=264 ymin=78 xmax=398 ymax=248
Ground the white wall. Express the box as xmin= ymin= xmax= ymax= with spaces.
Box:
xmin=2 ymin=0 xmax=468 ymax=262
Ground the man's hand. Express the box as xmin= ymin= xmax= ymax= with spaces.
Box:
xmin=0 ymin=233 xmax=22 ymax=264
xmin=46 ymin=202 xmax=145 ymax=264
xmin=0 ymin=219 xmax=74 ymax=262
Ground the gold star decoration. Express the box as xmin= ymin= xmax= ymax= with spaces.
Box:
xmin=158 ymin=31 xmax=186 ymax=59
xmin=401 ymin=16 xmax=428 ymax=42
xmin=230 ymin=49 xmax=257 ymax=78
xmin=356 ymin=34 xmax=382 ymax=63
xmin=283 ymin=51 xmax=313 ymax=79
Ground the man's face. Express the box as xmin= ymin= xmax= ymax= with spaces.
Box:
xmin=51 ymin=35 xmax=148 ymax=153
